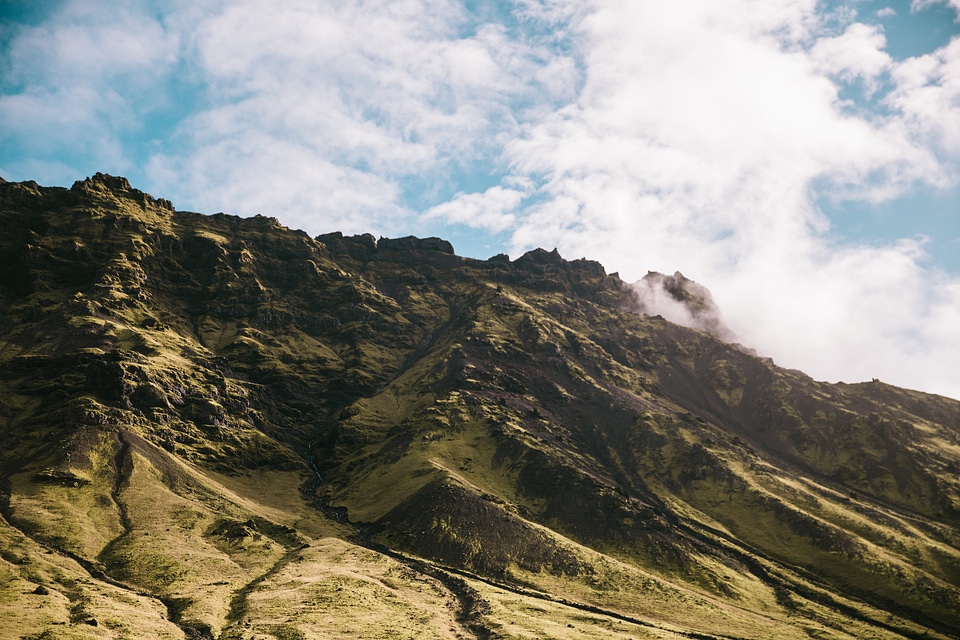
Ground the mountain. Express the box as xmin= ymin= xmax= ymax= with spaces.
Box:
xmin=1 ymin=173 xmax=959 ymax=640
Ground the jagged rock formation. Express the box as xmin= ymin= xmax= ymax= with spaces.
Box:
xmin=1 ymin=174 xmax=960 ymax=639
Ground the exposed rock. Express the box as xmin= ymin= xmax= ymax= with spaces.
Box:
xmin=377 ymin=235 xmax=455 ymax=254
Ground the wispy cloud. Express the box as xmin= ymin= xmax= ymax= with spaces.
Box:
xmin=0 ymin=0 xmax=178 ymax=181
xmin=142 ymin=0 xmax=579 ymax=234
xmin=887 ymin=37 xmax=960 ymax=156
xmin=423 ymin=184 xmax=531 ymax=232
xmin=911 ymin=0 xmax=960 ymax=12
xmin=811 ymin=22 xmax=892 ymax=89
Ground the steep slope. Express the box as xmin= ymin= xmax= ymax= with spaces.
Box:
xmin=1 ymin=174 xmax=959 ymax=639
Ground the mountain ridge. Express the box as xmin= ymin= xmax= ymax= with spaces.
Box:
xmin=1 ymin=173 xmax=959 ymax=639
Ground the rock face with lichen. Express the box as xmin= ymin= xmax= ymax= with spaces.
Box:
xmin=2 ymin=174 xmax=960 ymax=640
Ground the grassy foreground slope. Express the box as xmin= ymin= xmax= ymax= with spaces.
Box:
xmin=0 ymin=174 xmax=959 ymax=639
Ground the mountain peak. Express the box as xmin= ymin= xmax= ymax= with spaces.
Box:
xmin=70 ymin=172 xmax=174 ymax=212
xmin=632 ymin=270 xmax=735 ymax=341
xmin=72 ymin=172 xmax=133 ymax=193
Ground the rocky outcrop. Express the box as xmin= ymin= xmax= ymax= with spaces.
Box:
xmin=377 ymin=235 xmax=454 ymax=254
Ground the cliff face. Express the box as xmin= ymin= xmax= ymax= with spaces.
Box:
xmin=2 ymin=174 xmax=960 ymax=640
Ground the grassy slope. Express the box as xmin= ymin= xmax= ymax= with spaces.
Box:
xmin=0 ymin=175 xmax=959 ymax=639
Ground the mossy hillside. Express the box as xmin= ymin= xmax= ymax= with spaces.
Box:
xmin=218 ymin=537 xmax=468 ymax=640
xmin=3 ymin=175 xmax=960 ymax=638
xmin=623 ymin=412 xmax=960 ymax=633
xmin=0 ymin=504 xmax=184 ymax=640
xmin=2 ymin=424 xmax=303 ymax=634
xmin=326 ymin=254 xmax=956 ymax=626
xmin=98 ymin=451 xmax=288 ymax=636
xmin=313 ymin=259 xmax=957 ymax=635
xmin=7 ymin=429 xmax=125 ymax=560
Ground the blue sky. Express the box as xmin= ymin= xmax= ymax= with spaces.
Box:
xmin=1 ymin=0 xmax=959 ymax=400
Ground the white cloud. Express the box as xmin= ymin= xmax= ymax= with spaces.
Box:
xmin=2 ymin=0 xmax=579 ymax=223
xmin=146 ymin=136 xmax=408 ymax=236
xmin=507 ymin=0 xmax=938 ymax=246
xmin=0 ymin=0 xmax=179 ymax=181
xmin=3 ymin=1 xmax=177 ymax=85
xmin=140 ymin=0 xmax=579 ymax=231
xmin=911 ymin=0 xmax=960 ymax=14
xmin=423 ymin=185 xmax=530 ymax=232
xmin=810 ymin=22 xmax=892 ymax=88
xmin=887 ymin=37 xmax=960 ymax=157
xmin=1 ymin=85 xmax=126 ymax=147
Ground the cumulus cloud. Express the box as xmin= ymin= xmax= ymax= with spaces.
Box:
xmin=810 ymin=22 xmax=891 ymax=89
xmin=2 ymin=1 xmax=176 ymax=84
xmin=507 ymin=0 xmax=939 ymax=254
xmin=423 ymin=184 xmax=531 ymax=232
xmin=3 ymin=0 xmax=578 ymax=233
xmin=146 ymin=136 xmax=408 ymax=236
xmin=911 ymin=0 xmax=960 ymax=12
xmin=632 ymin=271 xmax=736 ymax=342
